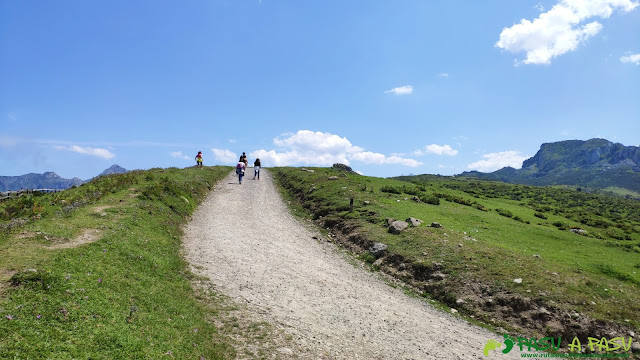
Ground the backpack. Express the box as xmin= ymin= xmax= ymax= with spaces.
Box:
xmin=236 ymin=163 xmax=244 ymax=174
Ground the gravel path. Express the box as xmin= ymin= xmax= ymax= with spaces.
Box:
xmin=183 ymin=169 xmax=519 ymax=359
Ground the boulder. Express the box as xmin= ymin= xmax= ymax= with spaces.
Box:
xmin=388 ymin=220 xmax=409 ymax=234
xmin=430 ymin=222 xmax=443 ymax=228
xmin=328 ymin=176 xmax=339 ymax=180
xmin=386 ymin=218 xmax=396 ymax=226
xmin=369 ymin=243 xmax=388 ymax=258
xmin=406 ymin=217 xmax=424 ymax=227
xmin=332 ymin=163 xmax=357 ymax=174
xmin=570 ymin=228 xmax=588 ymax=236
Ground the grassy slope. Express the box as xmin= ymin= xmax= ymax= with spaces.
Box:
xmin=273 ymin=167 xmax=640 ymax=342
xmin=0 ymin=167 xmax=237 ymax=359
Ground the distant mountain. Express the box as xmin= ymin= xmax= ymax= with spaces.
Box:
xmin=458 ymin=139 xmax=640 ymax=194
xmin=97 ymin=164 xmax=128 ymax=177
xmin=0 ymin=165 xmax=128 ymax=191
xmin=0 ymin=172 xmax=84 ymax=192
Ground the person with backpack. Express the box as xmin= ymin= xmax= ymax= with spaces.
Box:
xmin=240 ymin=152 xmax=248 ymax=169
xmin=195 ymin=151 xmax=203 ymax=169
xmin=253 ymin=158 xmax=261 ymax=180
xmin=236 ymin=160 xmax=245 ymax=184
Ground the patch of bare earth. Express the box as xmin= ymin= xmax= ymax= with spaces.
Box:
xmin=15 ymin=231 xmax=37 ymax=239
xmin=93 ymin=205 xmax=113 ymax=214
xmin=46 ymin=229 xmax=102 ymax=250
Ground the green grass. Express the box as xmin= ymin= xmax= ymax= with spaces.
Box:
xmin=603 ymin=186 xmax=640 ymax=199
xmin=0 ymin=166 xmax=237 ymax=359
xmin=273 ymin=167 xmax=640 ymax=340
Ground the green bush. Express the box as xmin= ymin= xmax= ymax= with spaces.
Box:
xmin=496 ymin=208 xmax=513 ymax=218
xmin=419 ymin=194 xmax=440 ymax=205
xmin=380 ymin=185 xmax=401 ymax=194
xmin=402 ymin=186 xmax=421 ymax=196
xmin=534 ymin=212 xmax=547 ymax=219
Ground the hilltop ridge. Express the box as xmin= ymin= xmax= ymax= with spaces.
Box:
xmin=459 ymin=138 xmax=640 ymax=195
xmin=0 ymin=165 xmax=128 ymax=191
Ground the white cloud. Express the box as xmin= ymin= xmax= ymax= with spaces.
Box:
xmin=250 ymin=130 xmax=421 ymax=168
xmin=424 ymin=144 xmax=459 ymax=156
xmin=438 ymin=73 xmax=449 ymax=78
xmin=350 ymin=152 xmax=422 ymax=167
xmin=55 ymin=145 xmax=115 ymax=159
xmin=467 ymin=151 xmax=529 ymax=172
xmin=228 ymin=139 xmax=237 ymax=144
xmin=211 ymin=148 xmax=238 ymax=163
xmin=496 ymin=0 xmax=638 ymax=65
xmin=170 ymin=151 xmax=190 ymax=160
xmin=384 ymin=85 xmax=413 ymax=95
xmin=620 ymin=53 xmax=640 ymax=64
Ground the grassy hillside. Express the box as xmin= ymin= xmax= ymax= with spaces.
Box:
xmin=0 ymin=167 xmax=240 ymax=359
xmin=273 ymin=167 xmax=640 ymax=343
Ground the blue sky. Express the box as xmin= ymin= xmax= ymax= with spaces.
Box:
xmin=1 ymin=0 xmax=639 ymax=179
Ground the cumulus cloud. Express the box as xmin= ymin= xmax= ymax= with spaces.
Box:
xmin=351 ymin=152 xmax=422 ymax=167
xmin=250 ymin=130 xmax=421 ymax=168
xmin=496 ymin=0 xmax=638 ymax=65
xmin=211 ymin=148 xmax=238 ymax=163
xmin=384 ymin=85 xmax=413 ymax=95
xmin=54 ymin=145 xmax=115 ymax=159
xmin=438 ymin=73 xmax=449 ymax=78
xmin=170 ymin=151 xmax=190 ymax=160
xmin=467 ymin=151 xmax=529 ymax=172
xmin=424 ymin=144 xmax=459 ymax=156
xmin=620 ymin=53 xmax=640 ymax=65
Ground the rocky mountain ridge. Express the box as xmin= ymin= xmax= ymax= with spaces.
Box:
xmin=459 ymin=139 xmax=640 ymax=194
xmin=0 ymin=165 xmax=128 ymax=191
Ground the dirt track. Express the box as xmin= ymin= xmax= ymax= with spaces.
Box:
xmin=183 ymin=169 xmax=519 ymax=359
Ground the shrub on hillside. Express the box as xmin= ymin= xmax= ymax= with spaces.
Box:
xmin=495 ymin=208 xmax=513 ymax=218
xmin=534 ymin=212 xmax=547 ymax=219
xmin=380 ymin=185 xmax=401 ymax=194
xmin=419 ymin=194 xmax=440 ymax=205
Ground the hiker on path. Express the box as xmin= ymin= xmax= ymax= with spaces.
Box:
xmin=240 ymin=152 xmax=249 ymax=169
xmin=236 ymin=160 xmax=245 ymax=184
xmin=253 ymin=158 xmax=261 ymax=180
xmin=195 ymin=151 xmax=203 ymax=169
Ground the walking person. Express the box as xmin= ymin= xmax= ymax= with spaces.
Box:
xmin=236 ymin=160 xmax=245 ymax=184
xmin=195 ymin=151 xmax=203 ymax=169
xmin=241 ymin=152 xmax=249 ymax=169
xmin=253 ymin=158 xmax=261 ymax=180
